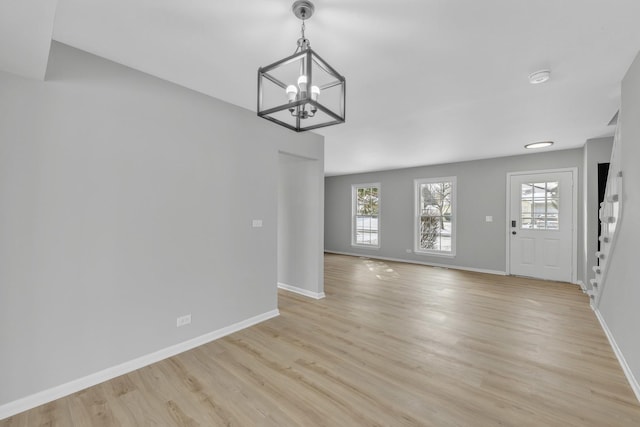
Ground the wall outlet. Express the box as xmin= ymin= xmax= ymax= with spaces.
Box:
xmin=176 ymin=314 xmax=191 ymax=327
xmin=252 ymin=219 xmax=263 ymax=228
xmin=405 ymin=249 xmax=412 ymax=253
xmin=485 ymin=216 xmax=493 ymax=222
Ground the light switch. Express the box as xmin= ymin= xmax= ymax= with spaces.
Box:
xmin=485 ymin=216 xmax=493 ymax=222
xmin=252 ymin=219 xmax=263 ymax=228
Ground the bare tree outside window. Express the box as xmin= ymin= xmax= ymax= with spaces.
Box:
xmin=352 ymin=184 xmax=380 ymax=246
xmin=357 ymin=187 xmax=379 ymax=215
xmin=417 ymin=179 xmax=454 ymax=252
xmin=420 ymin=214 xmax=440 ymax=249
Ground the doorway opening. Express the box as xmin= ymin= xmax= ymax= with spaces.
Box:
xmin=597 ymin=162 xmax=610 ymax=254
xmin=277 ymin=152 xmax=325 ymax=304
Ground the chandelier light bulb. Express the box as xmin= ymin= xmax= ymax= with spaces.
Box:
xmin=286 ymin=85 xmax=298 ymax=102
xmin=311 ymin=85 xmax=320 ymax=101
xmin=297 ymin=75 xmax=308 ymax=94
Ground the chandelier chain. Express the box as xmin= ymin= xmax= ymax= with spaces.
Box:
xmin=293 ymin=20 xmax=308 ymax=54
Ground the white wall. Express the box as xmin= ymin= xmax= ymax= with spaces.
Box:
xmin=0 ymin=42 xmax=324 ymax=410
xmin=278 ymin=153 xmax=324 ymax=297
xmin=0 ymin=0 xmax=57 ymax=79
xmin=325 ymin=149 xmax=584 ymax=278
xmin=597 ymin=51 xmax=640 ymax=398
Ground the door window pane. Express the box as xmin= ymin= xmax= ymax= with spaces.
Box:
xmin=533 ymin=183 xmax=546 ymax=199
xmin=520 ymin=181 xmax=559 ymax=230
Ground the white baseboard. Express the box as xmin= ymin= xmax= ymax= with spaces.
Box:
xmin=324 ymin=250 xmax=507 ymax=276
xmin=0 ymin=309 xmax=280 ymax=421
xmin=592 ymin=307 xmax=640 ymax=403
xmin=577 ymin=280 xmax=587 ymax=292
xmin=277 ymin=282 xmax=325 ymax=299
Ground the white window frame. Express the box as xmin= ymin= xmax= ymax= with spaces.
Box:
xmin=414 ymin=176 xmax=457 ymax=257
xmin=351 ymin=183 xmax=381 ymax=249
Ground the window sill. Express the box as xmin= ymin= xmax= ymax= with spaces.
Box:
xmin=414 ymin=250 xmax=456 ymax=258
xmin=351 ymin=244 xmax=380 ymax=250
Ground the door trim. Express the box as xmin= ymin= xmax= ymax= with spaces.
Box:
xmin=505 ymin=167 xmax=578 ymax=283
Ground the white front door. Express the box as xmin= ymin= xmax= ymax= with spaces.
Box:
xmin=508 ymin=171 xmax=574 ymax=282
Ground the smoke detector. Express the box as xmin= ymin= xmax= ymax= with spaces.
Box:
xmin=528 ymin=69 xmax=551 ymax=84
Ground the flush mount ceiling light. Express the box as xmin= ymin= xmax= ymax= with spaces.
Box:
xmin=528 ymin=69 xmax=551 ymax=84
xmin=257 ymin=0 xmax=346 ymax=132
xmin=525 ymin=141 xmax=554 ymax=149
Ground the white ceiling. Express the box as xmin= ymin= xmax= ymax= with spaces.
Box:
xmin=5 ymin=0 xmax=640 ymax=175
xmin=0 ymin=0 xmax=57 ymax=80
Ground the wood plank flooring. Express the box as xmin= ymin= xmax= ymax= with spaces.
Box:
xmin=2 ymin=253 xmax=640 ymax=426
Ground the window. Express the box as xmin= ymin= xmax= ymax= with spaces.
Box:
xmin=415 ymin=177 xmax=456 ymax=256
xmin=352 ymin=184 xmax=380 ymax=247
xmin=520 ymin=181 xmax=559 ymax=230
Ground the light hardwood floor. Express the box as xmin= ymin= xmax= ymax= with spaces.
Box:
xmin=3 ymin=253 xmax=640 ymax=426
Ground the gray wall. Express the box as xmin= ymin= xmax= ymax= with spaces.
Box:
xmin=0 ymin=42 xmax=323 ymax=406
xmin=582 ymin=137 xmax=614 ymax=289
xmin=278 ymin=152 xmax=324 ymax=295
xmin=598 ymin=51 xmax=640 ymax=393
xmin=325 ymin=149 xmax=584 ymax=278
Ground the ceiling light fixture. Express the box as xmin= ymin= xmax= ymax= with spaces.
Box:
xmin=257 ymin=0 xmax=346 ymax=132
xmin=528 ymin=69 xmax=551 ymax=84
xmin=525 ymin=141 xmax=554 ymax=149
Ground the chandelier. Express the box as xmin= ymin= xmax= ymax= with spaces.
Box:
xmin=257 ymin=0 xmax=346 ymax=132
